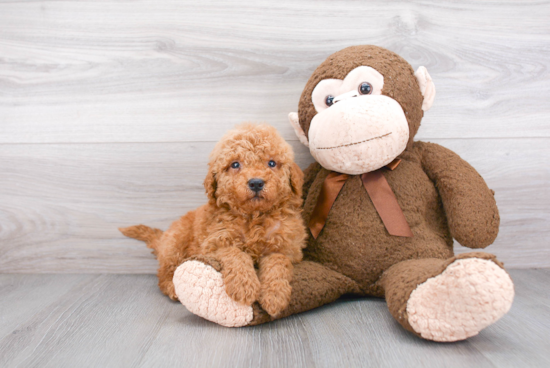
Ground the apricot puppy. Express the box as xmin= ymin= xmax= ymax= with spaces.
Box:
xmin=121 ymin=123 xmax=307 ymax=317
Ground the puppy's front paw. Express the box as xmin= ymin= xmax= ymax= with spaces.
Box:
xmin=224 ymin=268 xmax=261 ymax=306
xmin=259 ymin=279 xmax=292 ymax=317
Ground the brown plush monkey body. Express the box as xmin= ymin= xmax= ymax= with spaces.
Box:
xmin=301 ymin=146 xmax=456 ymax=294
xmin=170 ymin=46 xmax=514 ymax=342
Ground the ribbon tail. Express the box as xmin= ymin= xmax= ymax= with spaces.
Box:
xmin=361 ymin=171 xmax=413 ymax=238
xmin=308 ymin=172 xmax=349 ymax=239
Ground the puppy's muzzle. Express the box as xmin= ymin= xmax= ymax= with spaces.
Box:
xmin=248 ymin=178 xmax=265 ymax=193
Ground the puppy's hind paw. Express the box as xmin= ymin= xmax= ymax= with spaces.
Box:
xmin=173 ymin=260 xmax=253 ymax=327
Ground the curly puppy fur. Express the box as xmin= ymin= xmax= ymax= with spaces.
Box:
xmin=120 ymin=123 xmax=307 ymax=317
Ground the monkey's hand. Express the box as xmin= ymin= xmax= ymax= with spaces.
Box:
xmin=417 ymin=141 xmax=499 ymax=248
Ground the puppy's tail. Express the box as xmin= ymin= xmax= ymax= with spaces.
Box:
xmin=119 ymin=225 xmax=163 ymax=257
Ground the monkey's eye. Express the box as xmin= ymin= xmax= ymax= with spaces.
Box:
xmin=268 ymin=160 xmax=276 ymax=168
xmin=325 ymin=95 xmax=335 ymax=107
xmin=359 ymin=82 xmax=373 ymax=95
xmin=230 ymin=162 xmax=240 ymax=169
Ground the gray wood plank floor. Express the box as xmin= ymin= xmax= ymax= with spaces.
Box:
xmin=0 ymin=270 xmax=548 ymax=368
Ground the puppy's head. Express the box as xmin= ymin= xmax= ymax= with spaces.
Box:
xmin=204 ymin=123 xmax=303 ymax=215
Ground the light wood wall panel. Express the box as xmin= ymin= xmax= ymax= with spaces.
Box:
xmin=1 ymin=0 xmax=548 ymax=271
xmin=0 ymin=138 xmax=547 ymax=272
xmin=1 ymin=0 xmax=549 ymax=144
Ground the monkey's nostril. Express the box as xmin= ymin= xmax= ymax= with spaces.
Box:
xmin=248 ymin=178 xmax=265 ymax=193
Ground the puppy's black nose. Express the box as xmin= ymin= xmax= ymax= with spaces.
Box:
xmin=248 ymin=178 xmax=265 ymax=192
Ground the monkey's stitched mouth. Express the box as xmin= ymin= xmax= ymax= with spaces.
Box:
xmin=316 ymin=132 xmax=392 ymax=150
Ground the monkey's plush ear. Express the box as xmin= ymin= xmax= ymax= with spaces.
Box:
xmin=203 ymin=167 xmax=217 ymax=202
xmin=289 ymin=112 xmax=309 ymax=147
xmin=414 ymin=66 xmax=436 ymax=112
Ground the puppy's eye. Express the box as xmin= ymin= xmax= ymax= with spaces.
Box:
xmin=231 ymin=162 xmax=240 ymax=169
xmin=268 ymin=160 xmax=276 ymax=168
xmin=359 ymin=82 xmax=372 ymax=95
xmin=325 ymin=95 xmax=335 ymax=107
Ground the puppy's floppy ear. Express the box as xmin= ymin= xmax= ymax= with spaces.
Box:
xmin=289 ymin=162 xmax=304 ymax=197
xmin=203 ymin=165 xmax=217 ymax=202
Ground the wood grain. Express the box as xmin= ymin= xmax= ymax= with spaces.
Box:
xmin=0 ymin=274 xmax=89 ymax=338
xmin=0 ymin=271 xmax=549 ymax=367
xmin=0 ymin=274 xmax=174 ymax=367
xmin=0 ymin=0 xmax=549 ymax=144
xmin=0 ymin=0 xmax=548 ymax=272
xmin=0 ymin=138 xmax=548 ymax=273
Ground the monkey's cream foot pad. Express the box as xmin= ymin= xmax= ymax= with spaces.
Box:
xmin=173 ymin=260 xmax=253 ymax=327
xmin=406 ymin=258 xmax=515 ymax=342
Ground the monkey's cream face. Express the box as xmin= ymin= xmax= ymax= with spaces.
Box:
xmin=307 ymin=66 xmax=409 ymax=175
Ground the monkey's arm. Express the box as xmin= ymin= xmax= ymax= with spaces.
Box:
xmin=302 ymin=162 xmax=322 ymax=201
xmin=416 ymin=141 xmax=499 ymax=248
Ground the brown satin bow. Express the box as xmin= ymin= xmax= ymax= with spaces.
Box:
xmin=308 ymin=159 xmax=413 ymax=239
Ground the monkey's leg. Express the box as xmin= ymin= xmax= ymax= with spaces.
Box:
xmin=173 ymin=257 xmax=360 ymax=327
xmin=249 ymin=260 xmax=361 ymax=325
xmin=378 ymin=252 xmax=514 ymax=342
xmin=173 ymin=255 xmax=254 ymax=327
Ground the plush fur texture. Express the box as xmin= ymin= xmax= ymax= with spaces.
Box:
xmin=297 ymin=141 xmax=501 ymax=296
xmin=120 ymin=123 xmax=307 ymax=317
xmin=406 ymin=258 xmax=514 ymax=342
xmin=253 ymin=45 xmax=510 ymax=340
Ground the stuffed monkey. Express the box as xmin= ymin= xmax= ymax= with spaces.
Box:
xmin=171 ymin=45 xmax=514 ymax=342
